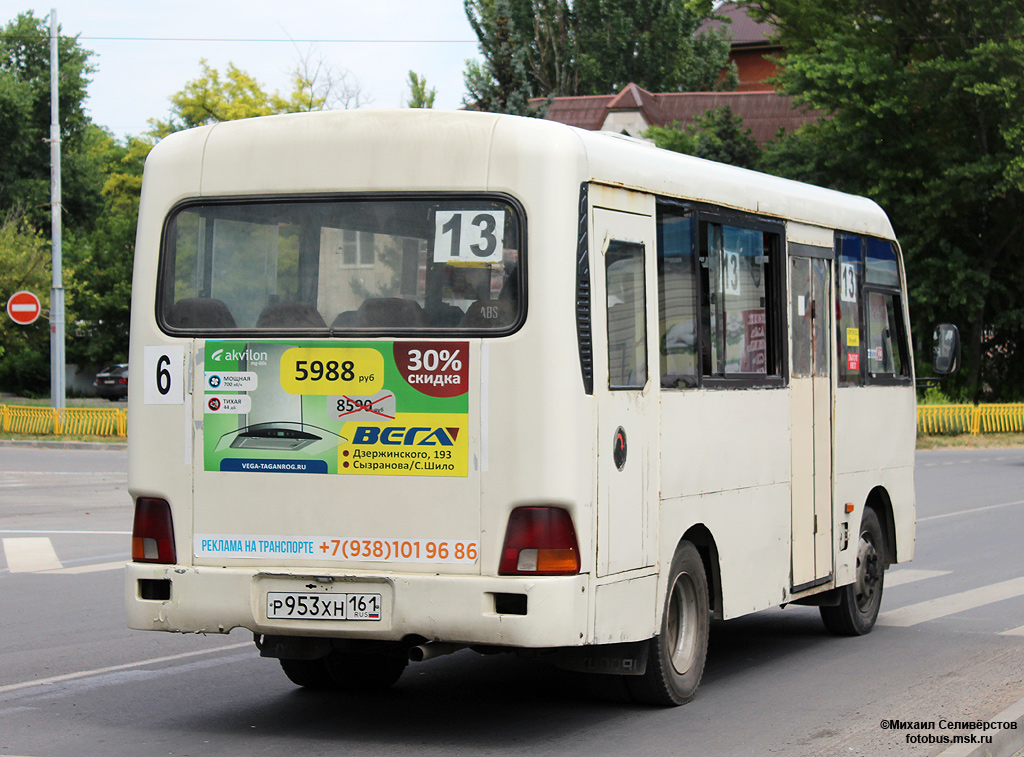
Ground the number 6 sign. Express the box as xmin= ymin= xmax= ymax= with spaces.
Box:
xmin=144 ymin=345 xmax=185 ymax=404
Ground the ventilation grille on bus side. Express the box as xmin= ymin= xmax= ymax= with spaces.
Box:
xmin=576 ymin=183 xmax=593 ymax=395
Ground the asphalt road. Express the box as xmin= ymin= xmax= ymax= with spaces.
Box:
xmin=1 ymin=445 xmax=1022 ymax=757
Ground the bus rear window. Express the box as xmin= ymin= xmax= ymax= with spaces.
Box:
xmin=159 ymin=196 xmax=523 ymax=334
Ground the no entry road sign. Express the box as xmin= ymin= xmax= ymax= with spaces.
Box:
xmin=6 ymin=290 xmax=42 ymax=325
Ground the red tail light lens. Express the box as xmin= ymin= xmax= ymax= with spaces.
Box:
xmin=499 ymin=506 xmax=580 ymax=575
xmin=132 ymin=498 xmax=176 ymax=564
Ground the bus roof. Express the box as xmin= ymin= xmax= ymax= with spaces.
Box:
xmin=147 ymin=108 xmax=895 ymax=240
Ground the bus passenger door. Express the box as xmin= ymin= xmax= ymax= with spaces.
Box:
xmin=593 ymin=205 xmax=658 ymax=577
xmin=790 ymin=253 xmax=833 ymax=589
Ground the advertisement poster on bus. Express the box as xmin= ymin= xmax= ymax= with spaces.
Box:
xmin=201 ymin=340 xmax=469 ymax=477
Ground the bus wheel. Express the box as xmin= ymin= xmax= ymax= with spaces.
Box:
xmin=820 ymin=507 xmax=885 ymax=636
xmin=627 ymin=542 xmax=709 ymax=706
xmin=279 ymin=657 xmax=335 ymax=690
xmin=323 ymin=650 xmax=408 ymax=692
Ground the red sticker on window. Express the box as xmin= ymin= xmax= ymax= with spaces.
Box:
xmin=847 ymin=351 xmax=860 ymax=371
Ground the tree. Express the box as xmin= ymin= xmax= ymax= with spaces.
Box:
xmin=462 ymin=0 xmax=737 ymax=112
xmin=149 ymin=56 xmax=367 ymax=137
xmin=0 ymin=207 xmax=54 ymax=393
xmin=749 ymin=0 xmax=1024 ymax=400
xmin=407 ymin=71 xmax=436 ymax=108
xmin=68 ymin=132 xmax=148 ymax=367
xmin=0 ymin=11 xmax=100 ymax=232
xmin=645 ymin=106 xmax=761 ymax=169
xmin=574 ymin=0 xmax=736 ymax=95
xmin=463 ymin=0 xmax=541 ymax=115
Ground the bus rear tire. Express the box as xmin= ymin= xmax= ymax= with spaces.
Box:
xmin=280 ymin=651 xmax=408 ymax=691
xmin=820 ymin=507 xmax=885 ymax=636
xmin=627 ymin=542 xmax=709 ymax=706
xmin=323 ymin=650 xmax=408 ymax=691
xmin=279 ymin=657 xmax=335 ymax=690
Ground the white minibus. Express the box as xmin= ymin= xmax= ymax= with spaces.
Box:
xmin=126 ymin=109 xmax=948 ymax=705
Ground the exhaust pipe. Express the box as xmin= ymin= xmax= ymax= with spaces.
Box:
xmin=409 ymin=642 xmax=464 ymax=662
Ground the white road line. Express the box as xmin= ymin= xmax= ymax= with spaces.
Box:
xmin=44 ymin=561 xmax=125 ymax=575
xmin=0 ymin=642 xmax=252 ymax=696
xmin=0 ymin=530 xmax=131 ymax=535
xmin=885 ymin=569 xmax=951 ymax=587
xmin=999 ymin=625 xmax=1024 ymax=637
xmin=878 ymin=576 xmax=1024 ymax=627
xmin=2 ymin=537 xmax=62 ymax=572
xmin=918 ymin=499 xmax=1024 ymax=523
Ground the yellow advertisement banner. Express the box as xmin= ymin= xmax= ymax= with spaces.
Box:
xmin=338 ymin=412 xmax=469 ymax=477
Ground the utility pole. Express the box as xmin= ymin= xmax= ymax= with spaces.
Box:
xmin=49 ymin=8 xmax=66 ymax=410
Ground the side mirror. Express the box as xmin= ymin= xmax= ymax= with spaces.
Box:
xmin=932 ymin=323 xmax=961 ymax=377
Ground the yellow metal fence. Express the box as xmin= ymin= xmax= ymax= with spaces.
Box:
xmin=1 ymin=404 xmax=127 ymax=437
xmin=2 ymin=403 xmax=1022 ymax=439
xmin=917 ymin=404 xmax=1024 ymax=435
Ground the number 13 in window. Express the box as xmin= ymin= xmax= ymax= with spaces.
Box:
xmin=433 ymin=210 xmax=505 ymax=264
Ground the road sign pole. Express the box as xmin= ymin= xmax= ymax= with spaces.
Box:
xmin=49 ymin=8 xmax=65 ymax=410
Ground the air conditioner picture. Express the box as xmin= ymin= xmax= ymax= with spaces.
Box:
xmin=214 ymin=342 xmax=344 ymax=455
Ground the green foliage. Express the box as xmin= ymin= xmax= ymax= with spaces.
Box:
xmin=749 ymin=0 xmax=1024 ymax=401
xmin=463 ymin=0 xmax=543 ymax=115
xmin=0 ymin=207 xmax=51 ymax=391
xmin=406 ymin=71 xmax=436 ymax=108
xmin=68 ymin=131 xmax=148 ymax=367
xmin=147 ymin=59 xmax=318 ymax=136
xmin=574 ymin=0 xmax=736 ymax=94
xmin=0 ymin=11 xmax=100 ymax=232
xmin=462 ymin=0 xmax=736 ymax=112
xmin=644 ymin=106 xmax=761 ymax=169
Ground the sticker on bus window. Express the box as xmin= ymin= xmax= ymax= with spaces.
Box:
xmin=847 ymin=351 xmax=860 ymax=371
xmin=840 ymin=262 xmax=858 ymax=303
xmin=846 ymin=328 xmax=860 ymax=348
xmin=202 ymin=340 xmax=469 ymax=477
xmin=433 ymin=210 xmax=505 ymax=264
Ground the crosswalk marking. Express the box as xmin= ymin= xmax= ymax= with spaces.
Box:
xmin=44 ymin=561 xmax=125 ymax=575
xmin=879 ymin=576 xmax=1024 ymax=627
xmin=885 ymin=569 xmax=951 ymax=587
xmin=2 ymin=537 xmax=62 ymax=572
xmin=2 ymin=537 xmax=126 ymax=574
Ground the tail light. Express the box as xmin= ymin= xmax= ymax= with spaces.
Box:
xmin=499 ymin=506 xmax=580 ymax=575
xmin=132 ymin=498 xmax=176 ymax=563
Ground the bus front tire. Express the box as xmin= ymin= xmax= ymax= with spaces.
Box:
xmin=820 ymin=507 xmax=885 ymax=636
xmin=627 ymin=542 xmax=710 ymax=706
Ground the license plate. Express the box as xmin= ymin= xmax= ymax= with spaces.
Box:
xmin=266 ymin=591 xmax=382 ymax=620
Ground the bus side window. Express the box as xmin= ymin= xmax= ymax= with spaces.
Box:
xmin=657 ymin=208 xmax=698 ymax=387
xmin=836 ymin=233 xmax=864 ymax=385
xmin=606 ymin=242 xmax=648 ymax=389
xmin=864 ymin=238 xmax=910 ymax=381
xmin=866 ymin=290 xmax=910 ymax=379
xmin=699 ymin=220 xmax=781 ymax=380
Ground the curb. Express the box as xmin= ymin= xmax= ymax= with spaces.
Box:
xmin=0 ymin=439 xmax=126 ymax=451
xmin=937 ymin=694 xmax=1024 ymax=757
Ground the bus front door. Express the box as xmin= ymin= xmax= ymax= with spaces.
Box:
xmin=790 ymin=253 xmax=833 ymax=589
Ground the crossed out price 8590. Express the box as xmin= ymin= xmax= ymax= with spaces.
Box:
xmin=279 ymin=347 xmax=384 ymax=394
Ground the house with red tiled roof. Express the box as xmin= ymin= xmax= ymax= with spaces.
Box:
xmin=538 ymin=6 xmax=811 ymax=144
xmin=700 ymin=1 xmax=782 ymax=92
xmin=540 ymin=83 xmax=813 ymax=144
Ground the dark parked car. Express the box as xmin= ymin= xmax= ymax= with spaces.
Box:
xmin=94 ymin=363 xmax=128 ymax=400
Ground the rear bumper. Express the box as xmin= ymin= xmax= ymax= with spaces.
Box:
xmin=125 ymin=562 xmax=590 ymax=648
